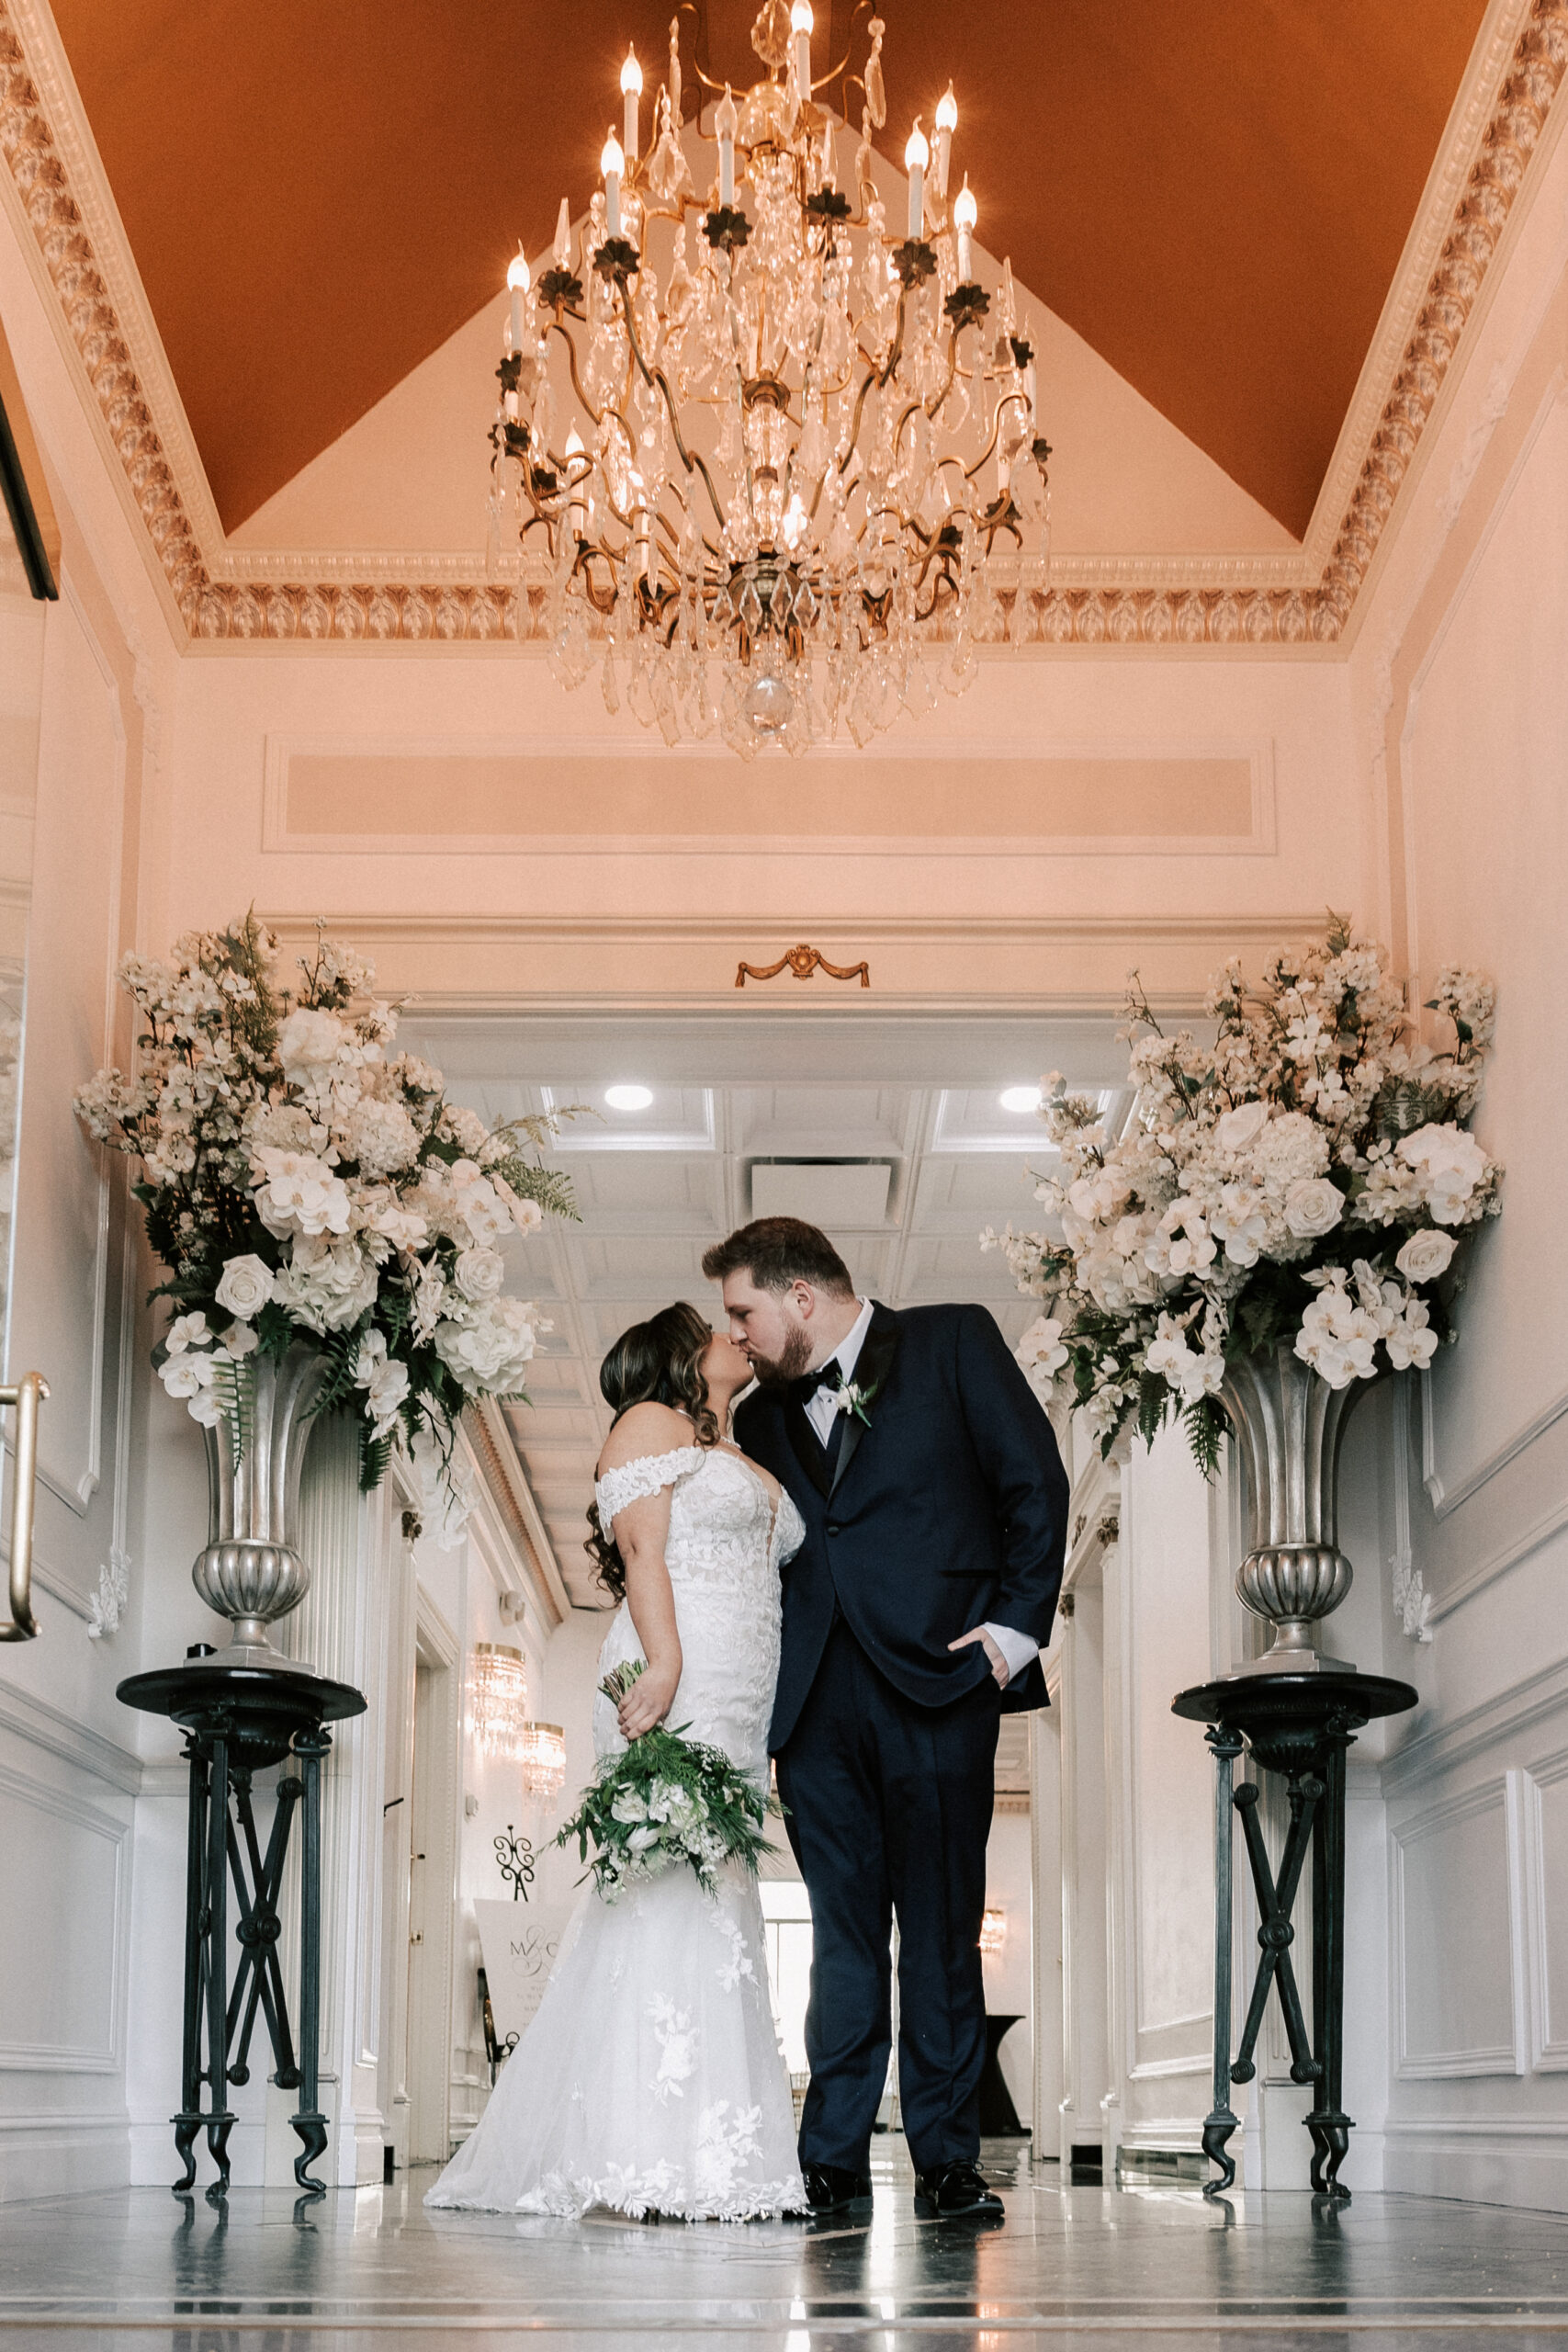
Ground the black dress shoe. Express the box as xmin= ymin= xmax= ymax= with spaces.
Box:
xmin=793 ymin=2162 xmax=874 ymax=2215
xmin=913 ymin=2159 xmax=1004 ymax=2219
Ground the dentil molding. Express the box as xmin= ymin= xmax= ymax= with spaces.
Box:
xmin=1 ymin=0 xmax=1565 ymax=648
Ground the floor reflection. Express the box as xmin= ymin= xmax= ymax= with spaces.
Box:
xmin=3 ymin=2135 xmax=1568 ymax=2349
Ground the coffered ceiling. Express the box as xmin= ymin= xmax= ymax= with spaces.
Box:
xmin=50 ymin=0 xmax=1487 ymax=539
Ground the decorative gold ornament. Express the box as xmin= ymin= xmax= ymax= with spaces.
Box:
xmin=736 ymin=943 xmax=870 ymax=987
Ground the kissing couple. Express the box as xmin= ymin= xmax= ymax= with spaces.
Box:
xmin=429 ymin=1216 xmax=1068 ymax=2224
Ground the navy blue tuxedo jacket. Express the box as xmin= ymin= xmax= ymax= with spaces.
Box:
xmin=733 ymin=1301 xmax=1070 ymax=1752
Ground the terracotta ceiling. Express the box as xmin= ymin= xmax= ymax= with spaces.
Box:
xmin=51 ymin=0 xmax=1488 ymax=542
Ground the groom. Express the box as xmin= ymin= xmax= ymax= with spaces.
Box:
xmin=705 ymin=1217 xmax=1068 ymax=2219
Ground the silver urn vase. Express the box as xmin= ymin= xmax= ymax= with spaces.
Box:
xmin=1220 ymin=1342 xmax=1381 ymax=1675
xmin=191 ymin=1342 xmax=329 ymax=1657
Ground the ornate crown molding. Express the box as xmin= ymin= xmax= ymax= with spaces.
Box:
xmin=2 ymin=0 xmax=1564 ymax=649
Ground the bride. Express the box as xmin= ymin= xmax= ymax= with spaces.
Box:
xmin=426 ymin=1303 xmax=807 ymax=2222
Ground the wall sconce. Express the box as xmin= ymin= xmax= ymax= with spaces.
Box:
xmin=472 ymin=1643 xmax=530 ymax=1760
xmin=519 ymin=1722 xmax=567 ymax=1799
xmin=979 ymin=1907 xmax=1006 ymax=1956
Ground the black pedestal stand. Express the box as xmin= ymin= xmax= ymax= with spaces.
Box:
xmin=118 ymin=1653 xmax=366 ymax=2202
xmin=1172 ymin=1669 xmax=1416 ymax=2202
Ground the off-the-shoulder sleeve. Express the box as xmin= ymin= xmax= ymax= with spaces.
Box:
xmin=594 ymin=1446 xmax=704 ymax=1526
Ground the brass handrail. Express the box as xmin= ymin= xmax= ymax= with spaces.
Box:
xmin=0 ymin=1372 xmax=49 ymax=1641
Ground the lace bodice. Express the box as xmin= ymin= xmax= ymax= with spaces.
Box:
xmin=592 ymin=1444 xmax=803 ymax=1790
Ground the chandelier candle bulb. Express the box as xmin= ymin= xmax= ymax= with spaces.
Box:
xmin=954 ymin=175 xmax=977 ymax=281
xmin=505 ymin=249 xmax=529 ymax=356
xmin=905 ymin=123 xmax=929 ymax=239
xmin=716 ymin=84 xmax=738 ymax=208
xmin=620 ymin=46 xmax=641 ymax=162
xmin=601 ymin=129 xmax=625 ymax=239
xmin=934 ymin=84 xmax=957 ymax=198
xmin=791 ymin=0 xmax=813 ymax=100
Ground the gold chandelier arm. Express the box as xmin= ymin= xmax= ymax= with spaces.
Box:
xmin=547 ymin=315 xmax=608 ymax=431
xmin=620 ymin=295 xmax=730 ymax=530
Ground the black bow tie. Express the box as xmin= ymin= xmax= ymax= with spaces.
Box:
xmin=789 ymin=1360 xmax=844 ymax=1406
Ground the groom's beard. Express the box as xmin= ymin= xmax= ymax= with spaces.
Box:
xmin=748 ymin=1323 xmax=814 ymax=1388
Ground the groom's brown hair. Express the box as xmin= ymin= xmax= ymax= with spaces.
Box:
xmin=702 ymin=1216 xmax=854 ymax=1297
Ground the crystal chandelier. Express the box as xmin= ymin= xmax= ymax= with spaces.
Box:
xmin=471 ymin=1643 xmax=530 ymax=1760
xmin=518 ymin=1721 xmax=567 ymax=1799
xmin=489 ymin=5 xmax=1052 ymax=756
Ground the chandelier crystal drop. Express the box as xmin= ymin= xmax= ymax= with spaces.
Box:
xmin=472 ymin=1642 xmax=531 ymax=1762
xmin=518 ymin=1721 xmax=568 ymax=1799
xmin=488 ymin=6 xmax=1053 ymax=756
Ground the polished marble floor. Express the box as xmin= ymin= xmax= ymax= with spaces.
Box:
xmin=3 ymin=2139 xmax=1567 ymax=2348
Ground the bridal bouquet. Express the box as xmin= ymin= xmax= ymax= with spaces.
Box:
xmin=73 ymin=912 xmax=575 ymax=1489
xmin=558 ymin=1662 xmax=777 ymax=1903
xmin=984 ymin=915 xmax=1502 ymax=1473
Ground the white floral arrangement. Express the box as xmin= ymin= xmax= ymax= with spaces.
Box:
xmin=984 ymin=916 xmax=1502 ymax=1472
xmin=74 ymin=913 xmax=575 ymax=1490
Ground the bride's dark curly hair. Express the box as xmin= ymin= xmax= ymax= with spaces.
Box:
xmin=584 ymin=1302 xmax=721 ymax=1600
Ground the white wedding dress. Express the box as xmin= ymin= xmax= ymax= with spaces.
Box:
xmin=426 ymin=1443 xmax=807 ymax=2222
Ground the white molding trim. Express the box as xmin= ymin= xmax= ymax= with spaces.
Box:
xmin=1393 ymin=1772 xmax=1528 ymax=2081
xmin=1429 ymin=1487 xmax=1568 ymax=1624
xmin=1422 ymin=1357 xmax=1568 ymax=1522
xmin=1524 ymin=1747 xmax=1568 ymax=2071
xmin=0 ymin=1679 xmax=141 ymax=1794
xmin=1383 ymin=1655 xmax=1568 ymax=1791
xmin=0 ymin=1760 xmax=128 ymax=2072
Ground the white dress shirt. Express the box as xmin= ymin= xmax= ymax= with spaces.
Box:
xmin=802 ymin=1299 xmax=1040 ymax=1690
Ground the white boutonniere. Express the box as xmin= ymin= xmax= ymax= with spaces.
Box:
xmin=832 ymin=1377 xmax=881 ymax=1429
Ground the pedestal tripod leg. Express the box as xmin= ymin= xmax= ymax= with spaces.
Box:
xmin=289 ymin=1729 xmax=331 ymax=2193
xmin=171 ymin=1736 xmax=208 ymax=2194
xmin=1201 ymin=1726 xmax=1245 ymax=2196
xmin=1308 ymin=1732 xmax=1354 ymax=2199
xmin=203 ymin=1727 xmax=236 ymax=2202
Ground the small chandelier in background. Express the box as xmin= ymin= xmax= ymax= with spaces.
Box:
xmin=518 ymin=1721 xmax=568 ymax=1799
xmin=490 ymin=4 xmax=1052 ymax=757
xmin=472 ymin=1643 xmax=531 ymax=1760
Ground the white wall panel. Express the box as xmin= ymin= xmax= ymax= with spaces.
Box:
xmin=1393 ymin=1778 xmax=1525 ymax=2079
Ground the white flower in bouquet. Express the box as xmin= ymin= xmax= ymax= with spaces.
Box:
xmin=1283 ymin=1176 xmax=1345 ymax=1240
xmin=344 ymin=1096 xmax=420 ymax=1178
xmin=1395 ymin=1228 xmax=1457 ymax=1283
xmin=450 ymin=1163 xmax=514 ymax=1248
xmin=353 ymin=1330 xmax=412 ymax=1438
xmin=165 ymin=1311 xmax=211 ymax=1354
xmin=214 ymin=1254 xmax=275 ymax=1319
xmin=453 ymin=1246 xmax=506 ymax=1303
xmin=278 ymin=1007 xmax=350 ymax=1076
xmin=160 ymin=1347 xmax=215 ymax=1400
xmin=276 ymin=1234 xmax=380 ymax=1333
xmin=254 ymin=1148 xmax=353 ymax=1239
xmin=1294 ymin=1273 xmax=1382 ymax=1390
xmin=981 ymin=916 xmax=1502 ymax=1475
xmin=434 ymin=1295 xmax=546 ymax=1392
xmin=1394 ymin=1122 xmax=1492 ymax=1227
xmin=1016 ymin=1315 xmax=1068 ymax=1396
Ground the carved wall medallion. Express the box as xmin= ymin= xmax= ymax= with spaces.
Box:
xmin=2 ymin=0 xmax=1564 ymax=648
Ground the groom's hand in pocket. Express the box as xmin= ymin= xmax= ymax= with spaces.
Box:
xmin=948 ymin=1626 xmax=1010 ymax=1688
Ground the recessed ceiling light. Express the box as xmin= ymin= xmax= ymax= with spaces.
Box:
xmin=604 ymin=1083 xmax=654 ymax=1112
xmin=998 ymin=1086 xmax=1043 ymax=1115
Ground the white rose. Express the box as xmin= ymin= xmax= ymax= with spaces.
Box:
xmin=1214 ymin=1101 xmax=1269 ymax=1154
xmin=453 ymin=1247 xmax=506 ymax=1303
xmin=1283 ymin=1177 xmax=1345 ymax=1239
xmin=214 ymin=1254 xmax=275 ymax=1320
xmin=1394 ymin=1228 xmax=1457 ymax=1285
xmin=278 ymin=1007 xmax=347 ymax=1076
